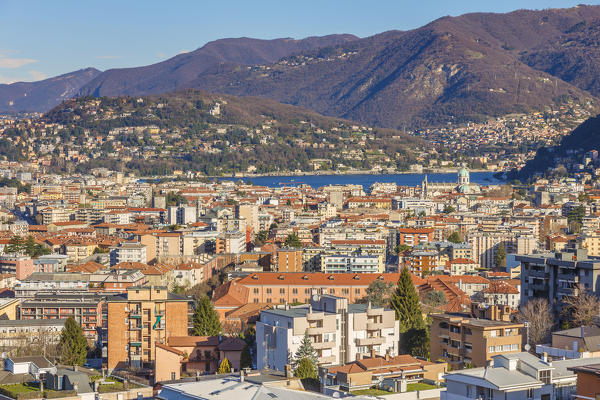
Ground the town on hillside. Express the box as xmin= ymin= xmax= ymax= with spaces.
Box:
xmin=0 ymin=162 xmax=595 ymax=399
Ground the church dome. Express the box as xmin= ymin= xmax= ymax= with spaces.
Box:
xmin=458 ymin=168 xmax=469 ymax=177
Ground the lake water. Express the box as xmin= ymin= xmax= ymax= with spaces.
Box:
xmin=219 ymin=172 xmax=502 ymax=191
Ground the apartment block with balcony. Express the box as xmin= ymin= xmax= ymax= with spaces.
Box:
xmin=430 ymin=313 xmax=523 ymax=369
xmin=256 ymin=294 xmax=399 ymax=372
xmin=105 ymin=286 xmax=191 ymax=372
xmin=19 ymin=293 xmax=103 ymax=340
xmin=517 ymin=248 xmax=600 ymax=313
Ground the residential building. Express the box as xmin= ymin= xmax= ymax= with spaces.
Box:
xmin=109 ymin=242 xmax=147 ymax=266
xmin=0 ymin=319 xmax=66 ymax=348
xmin=517 ymin=248 xmax=600 ymax=313
xmin=154 ymin=336 xmax=245 ymax=382
xmin=215 ymin=231 xmax=246 ymax=254
xmin=19 ymin=293 xmax=103 ymax=340
xmin=276 ymin=248 xmax=303 ymax=272
xmin=234 ymin=272 xmax=422 ymax=305
xmin=105 ymin=286 xmax=191 ymax=371
xmin=442 ymin=352 xmax=600 ymax=400
xmin=322 ymin=255 xmax=380 ymax=274
xmin=0 ymin=255 xmax=33 ymax=280
xmin=430 ymin=313 xmax=523 ymax=368
xmin=568 ymin=363 xmax=600 ymax=400
xmin=256 ymin=294 xmax=399 ymax=371
xmin=320 ymin=354 xmax=447 ymax=392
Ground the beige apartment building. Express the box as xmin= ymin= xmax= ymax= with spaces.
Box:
xmin=276 ymin=249 xmax=303 ymax=272
xmin=430 ymin=313 xmax=523 ymax=369
xmin=106 ymin=286 xmax=191 ymax=371
xmin=257 ymin=294 xmax=399 ymax=372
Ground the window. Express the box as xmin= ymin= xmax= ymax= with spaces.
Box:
xmin=253 ymin=299 xmax=258 ymax=303
xmin=292 ymin=288 xmax=298 ymax=294
xmin=266 ymin=288 xmax=272 ymax=294
xmin=495 ymin=345 xmax=502 ymax=352
xmin=538 ymin=370 xmax=551 ymax=384
xmin=329 ymin=289 xmax=335 ymax=294
xmin=305 ymin=289 xmax=310 ymax=294
xmin=526 ymin=388 xmax=534 ymax=400
xmin=279 ymin=288 xmax=285 ymax=294
xmin=490 ymin=330 xmax=497 ymax=337
xmin=253 ymin=288 xmax=259 ymax=294
xmin=488 ymin=346 xmax=494 ymax=353
xmin=503 ymin=344 xmax=511 ymax=351
xmin=511 ymin=343 xmax=519 ymax=351
xmin=171 ymin=372 xmax=176 ymax=380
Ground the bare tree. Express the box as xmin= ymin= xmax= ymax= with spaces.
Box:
xmin=561 ymin=285 xmax=600 ymax=327
xmin=517 ymin=298 xmax=554 ymax=348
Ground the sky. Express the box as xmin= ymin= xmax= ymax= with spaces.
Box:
xmin=0 ymin=0 xmax=595 ymax=84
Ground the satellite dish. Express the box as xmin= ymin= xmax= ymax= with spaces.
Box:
xmin=524 ymin=344 xmax=531 ymax=352
xmin=1 ymin=352 xmax=5 ymax=359
xmin=312 ymin=294 xmax=319 ymax=302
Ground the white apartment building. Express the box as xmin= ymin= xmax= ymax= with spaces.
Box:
xmin=442 ymin=352 xmax=600 ymax=400
xmin=467 ymin=231 xmax=538 ymax=269
xmin=321 ymin=255 xmax=379 ymax=274
xmin=109 ymin=242 xmax=147 ymax=266
xmin=256 ymin=294 xmax=399 ymax=372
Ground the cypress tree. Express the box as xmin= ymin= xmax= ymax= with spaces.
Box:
xmin=390 ymin=267 xmax=424 ymax=332
xmin=192 ymin=295 xmax=222 ymax=336
xmin=218 ymin=358 xmax=231 ymax=374
xmin=294 ymin=357 xmax=317 ymax=379
xmin=240 ymin=345 xmax=253 ymax=369
xmin=59 ymin=317 xmax=88 ymax=366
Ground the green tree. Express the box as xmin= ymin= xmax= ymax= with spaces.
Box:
xmin=192 ymin=295 xmax=222 ymax=336
xmin=294 ymin=357 xmax=317 ymax=379
xmin=284 ymin=233 xmax=302 ymax=248
xmin=567 ymin=204 xmax=586 ymax=226
xmin=390 ymin=268 xmax=424 ymax=333
xmin=240 ymin=345 xmax=252 ymax=369
xmin=447 ymin=232 xmax=462 ymax=244
xmin=59 ymin=317 xmax=88 ymax=366
xmin=255 ymin=230 xmax=269 ymax=245
xmin=395 ymin=244 xmax=411 ymax=254
xmin=494 ymin=243 xmax=506 ymax=269
xmin=292 ymin=332 xmax=318 ymax=369
xmin=5 ymin=235 xmax=24 ymax=254
xmin=404 ymin=327 xmax=430 ymax=358
xmin=424 ymin=290 xmax=447 ymax=308
xmin=218 ymin=358 xmax=231 ymax=374
xmin=444 ymin=205 xmax=456 ymax=214
xmin=361 ymin=280 xmax=393 ymax=308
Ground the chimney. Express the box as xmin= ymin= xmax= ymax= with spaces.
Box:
xmin=370 ymin=349 xmax=376 ymax=359
xmin=357 ymin=353 xmax=363 ymax=360
xmin=541 ymin=352 xmax=547 ymax=363
xmin=385 ymin=351 xmax=390 ymax=362
xmin=240 ymin=369 xmax=245 ymax=383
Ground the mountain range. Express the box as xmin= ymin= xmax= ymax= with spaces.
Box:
xmin=4 ymin=5 xmax=600 ymax=129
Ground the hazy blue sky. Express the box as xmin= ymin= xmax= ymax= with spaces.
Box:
xmin=0 ymin=0 xmax=593 ymax=84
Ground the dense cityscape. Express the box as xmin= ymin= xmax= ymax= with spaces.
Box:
xmin=1 ymin=2 xmax=600 ymax=400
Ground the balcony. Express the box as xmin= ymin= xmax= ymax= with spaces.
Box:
xmin=129 ymin=311 xmax=142 ymax=318
xmin=312 ymin=341 xmax=336 ymax=350
xmin=306 ymin=326 xmax=328 ymax=335
xmin=357 ymin=337 xmax=385 ymax=346
xmin=129 ymin=341 xmax=142 ymax=347
xmin=306 ymin=311 xmax=324 ymax=321
xmin=366 ymin=322 xmax=384 ymax=331
xmin=557 ymin=273 xmax=577 ymax=282
xmin=366 ymin=308 xmax=383 ymax=317
xmin=317 ymin=355 xmax=336 ymax=364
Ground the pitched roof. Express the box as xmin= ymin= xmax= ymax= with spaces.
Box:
xmin=237 ymin=272 xmax=424 ymax=287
